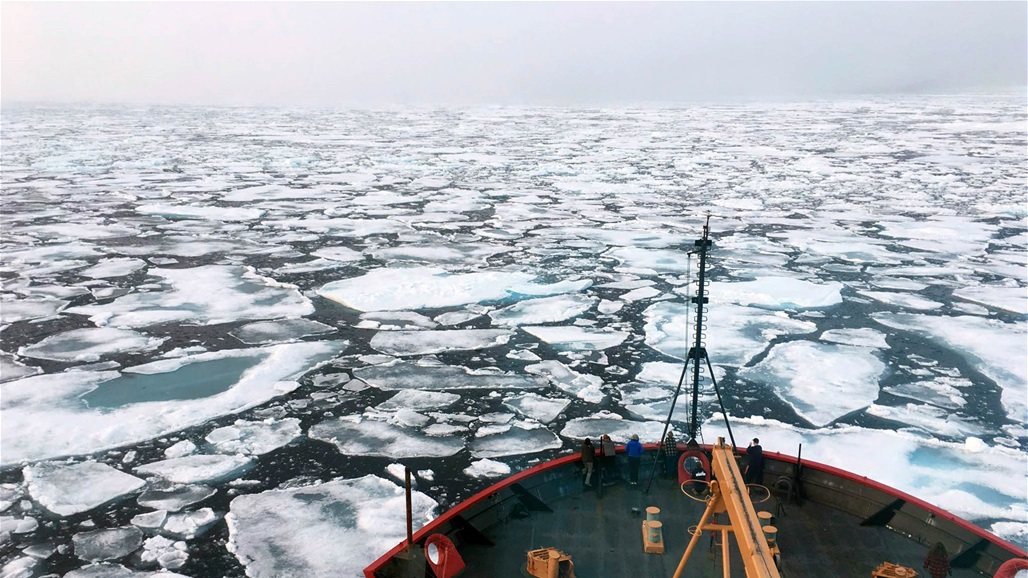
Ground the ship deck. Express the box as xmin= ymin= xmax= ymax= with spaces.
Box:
xmin=457 ymin=475 xmax=980 ymax=577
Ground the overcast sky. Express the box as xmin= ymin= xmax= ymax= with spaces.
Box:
xmin=3 ymin=2 xmax=1025 ymax=106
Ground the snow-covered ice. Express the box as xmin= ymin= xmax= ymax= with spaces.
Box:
xmin=309 ymin=417 xmax=465 ymax=458
xmin=369 ymin=329 xmax=512 ymax=356
xmin=72 ymin=527 xmax=143 ymax=562
xmin=18 ymin=327 xmax=167 ymax=362
xmin=464 ymin=459 xmax=512 ymax=478
xmin=24 ymin=461 xmax=145 ymax=517
xmin=521 ymin=326 xmax=629 ymax=350
xmin=378 ymin=390 xmax=461 ymax=411
xmin=526 ymin=360 xmax=605 ymax=403
xmin=205 ymin=418 xmax=302 ymax=455
xmin=355 ymin=361 xmax=548 ymax=391
xmin=489 ymin=294 xmax=595 ymax=326
xmin=226 ymin=475 xmax=437 ymax=578
xmin=135 ymin=455 xmax=254 ymax=485
xmin=503 ymin=393 xmax=571 ymax=424
xmin=162 ymin=508 xmax=219 ymax=539
xmin=230 ymin=319 xmax=337 ymax=345
xmin=469 ymin=423 xmax=563 ymax=458
xmin=137 ymin=481 xmax=216 ymax=512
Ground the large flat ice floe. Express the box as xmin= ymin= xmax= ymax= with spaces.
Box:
xmin=317 ymin=266 xmax=590 ymax=312
xmin=226 ymin=475 xmax=437 ymax=578
xmin=369 ymin=329 xmax=513 ymax=356
xmin=67 ymin=265 xmax=314 ymax=328
xmin=521 ymin=326 xmax=629 ymax=350
xmin=355 ymin=361 xmax=548 ymax=391
xmin=874 ymin=313 xmax=1027 ymax=423
xmin=18 ymin=327 xmax=167 ymax=362
xmin=711 ymin=277 xmax=844 ymax=310
xmin=1 ymin=341 xmax=345 ymax=465
xmin=136 ymin=455 xmax=254 ymax=485
xmin=469 ymin=423 xmax=563 ymax=458
xmin=24 ymin=461 xmax=145 ymax=517
xmin=739 ymin=341 xmax=885 ymax=427
xmin=309 ymin=417 xmax=464 ymax=458
xmin=489 ymin=294 xmax=596 ymax=326
xmin=560 ymin=412 xmax=671 ymax=443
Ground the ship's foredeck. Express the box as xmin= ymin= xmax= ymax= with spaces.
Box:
xmin=456 ymin=475 xmax=980 ymax=577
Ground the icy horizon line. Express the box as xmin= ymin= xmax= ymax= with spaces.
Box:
xmin=3 ymin=88 xmax=1027 ymax=112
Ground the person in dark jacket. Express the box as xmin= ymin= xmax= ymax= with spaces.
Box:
xmin=744 ymin=438 xmax=764 ymax=484
xmin=626 ymin=434 xmax=643 ymax=485
xmin=923 ymin=542 xmax=952 ymax=578
xmin=580 ymin=438 xmax=595 ymax=486
xmin=661 ymin=431 xmax=679 ymax=478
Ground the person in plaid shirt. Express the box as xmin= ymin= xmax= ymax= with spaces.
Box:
xmin=923 ymin=542 xmax=952 ymax=578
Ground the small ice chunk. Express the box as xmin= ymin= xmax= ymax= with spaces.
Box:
xmin=360 ymin=311 xmax=438 ymax=330
xmin=311 ymin=246 xmax=364 ymax=262
xmin=433 ymin=311 xmax=482 ymax=326
xmin=620 ymin=287 xmax=660 ymax=302
xmin=424 ymin=424 xmax=468 ymax=436
xmin=389 ymin=408 xmax=431 ymax=428
xmin=0 ymin=515 xmax=38 ymax=534
xmin=0 ymin=483 xmax=23 ymax=511
xmin=162 ymin=508 xmax=219 ymax=539
xmin=507 ymin=349 xmax=542 ymax=361
xmin=140 ymin=535 xmax=189 ymax=570
xmin=598 ymin=300 xmax=624 ymax=314
xmin=503 ymin=394 xmax=570 ymax=424
xmin=64 ymin=562 xmax=189 ymax=577
xmin=24 ymin=461 xmax=145 ymax=516
xmin=464 ymin=459 xmax=511 ymax=478
xmin=130 ymin=510 xmax=167 ymax=530
xmin=164 ymin=440 xmax=197 ymax=459
xmin=310 ymin=418 xmax=464 ymax=458
xmin=72 ymin=527 xmax=143 ymax=562
xmin=0 ymin=557 xmax=36 ymax=578
xmin=883 ymin=377 xmax=969 ymax=410
xmin=205 ymin=419 xmax=302 ymax=456
xmin=137 ymin=481 xmax=216 ymax=512
xmin=135 ymin=454 xmax=254 ymax=485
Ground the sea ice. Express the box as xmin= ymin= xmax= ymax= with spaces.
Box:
xmin=856 ymin=290 xmax=943 ymax=311
xmin=0 ymin=298 xmax=67 ymax=324
xmin=309 ymin=417 xmax=464 ymax=458
xmin=369 ymin=329 xmax=512 ymax=356
xmin=72 ymin=527 xmax=143 ymax=562
xmin=18 ymin=328 xmax=167 ymax=362
xmin=311 ymin=246 xmax=364 ymax=262
xmin=644 ymin=301 xmax=816 ymax=366
xmin=80 ymin=258 xmax=148 ymax=279
xmin=63 ymin=562 xmax=189 ymax=577
xmin=140 ymin=535 xmax=188 ymax=570
xmin=1 ymin=341 xmax=344 ymax=465
xmin=135 ymin=455 xmax=254 ymax=485
xmin=605 ymin=247 xmax=694 ymax=274
xmin=820 ymin=328 xmax=889 ymax=349
xmin=521 ymin=326 xmax=629 ymax=350
xmin=883 ymin=377 xmax=968 ymax=410
xmin=67 ymin=265 xmax=313 ymax=328
xmin=162 ymin=508 xmax=219 ymax=539
xmin=560 ymin=412 xmax=670 ymax=443
xmin=205 ymin=418 xmax=302 ymax=456
xmin=489 ymin=294 xmax=595 ymax=327
xmin=230 ymin=319 xmax=337 ymax=345
xmin=136 ymin=204 xmax=265 ymax=221
xmin=875 ymin=313 xmax=1027 ymax=423
xmin=953 ymin=286 xmax=1028 ymax=315
xmin=0 ymin=353 xmax=40 ymax=383
xmin=377 ymin=390 xmax=461 ymax=411
xmin=130 ymin=510 xmax=167 ymax=530
xmin=137 ymin=481 xmax=216 ymax=512
xmin=434 ymin=311 xmax=483 ymax=326
xmin=503 ymin=393 xmax=571 ymax=424
xmin=464 ymin=459 xmax=511 ymax=478
xmin=739 ymin=341 xmax=885 ymax=427
xmin=24 ymin=461 xmax=145 ymax=517
xmin=226 ymin=475 xmax=437 ymax=578
xmin=164 ymin=440 xmax=197 ymax=459
xmin=866 ymin=403 xmax=984 ymax=438
xmin=0 ymin=515 xmax=38 ymax=534
xmin=355 ymin=361 xmax=547 ymax=391
xmin=526 ymin=360 xmax=605 ymax=403
xmin=711 ymin=277 xmax=844 ymax=310
xmin=469 ymin=423 xmax=563 ymax=458
xmin=317 ymin=266 xmax=590 ymax=312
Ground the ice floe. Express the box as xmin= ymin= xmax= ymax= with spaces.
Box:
xmin=67 ymin=265 xmax=313 ymax=328
xmin=739 ymin=341 xmax=885 ymax=427
xmin=24 ymin=461 xmax=145 ymax=517
xmin=355 ymin=361 xmax=547 ymax=391
xmin=712 ymin=277 xmax=844 ymax=310
xmin=489 ymin=294 xmax=595 ymax=326
xmin=503 ymin=393 xmax=570 ymax=424
xmin=137 ymin=481 xmax=216 ymax=512
xmin=521 ymin=326 xmax=629 ymax=350
xmin=526 ymin=360 xmax=605 ymax=403
xmin=310 ymin=417 xmax=464 ymax=458
xmin=378 ymin=390 xmax=461 ymax=411
xmin=317 ymin=266 xmax=590 ymax=312
xmin=80 ymin=258 xmax=148 ymax=279
xmin=464 ymin=459 xmax=511 ymax=478
xmin=469 ymin=423 xmax=563 ymax=458
xmin=0 ymin=353 xmax=41 ymax=383
xmin=0 ymin=298 xmax=67 ymax=324
xmin=855 ymin=290 xmax=942 ymax=311
xmin=230 ymin=319 xmax=337 ymax=345
xmin=369 ymin=329 xmax=512 ymax=356
xmin=162 ymin=508 xmax=219 ymax=539
xmin=137 ymin=204 xmax=265 ymax=221
xmin=72 ymin=527 xmax=143 ymax=562
xmin=205 ymin=418 xmax=302 ymax=455
xmin=135 ymin=455 xmax=254 ymax=485
xmin=953 ymin=286 xmax=1028 ymax=315
xmin=18 ymin=327 xmax=167 ymax=362
xmin=1 ymin=341 xmax=344 ymax=465
xmin=226 ymin=475 xmax=437 ymax=578
xmin=820 ymin=328 xmax=889 ymax=349
xmin=140 ymin=535 xmax=189 ymax=570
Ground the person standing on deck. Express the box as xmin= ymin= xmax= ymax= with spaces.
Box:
xmin=662 ymin=431 xmax=679 ymax=478
xmin=580 ymin=438 xmax=595 ymax=486
xmin=600 ymin=434 xmax=617 ymax=483
xmin=923 ymin=542 xmax=952 ymax=578
xmin=744 ymin=438 xmax=764 ymax=484
xmin=626 ymin=434 xmax=643 ymax=485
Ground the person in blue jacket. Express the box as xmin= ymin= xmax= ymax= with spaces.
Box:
xmin=626 ymin=433 xmax=643 ymax=485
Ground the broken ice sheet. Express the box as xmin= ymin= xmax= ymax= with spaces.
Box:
xmin=135 ymin=454 xmax=254 ymax=485
xmin=309 ymin=417 xmax=464 ymax=458
xmin=469 ymin=423 xmax=563 ymax=458
xmin=464 ymin=459 xmax=511 ymax=478
xmin=226 ymin=475 xmax=437 ymax=578
xmin=355 ymin=360 xmax=547 ymax=391
xmin=369 ymin=329 xmax=512 ymax=356
xmin=489 ymin=294 xmax=595 ymax=327
xmin=24 ymin=461 xmax=145 ymax=517
xmin=377 ymin=390 xmax=461 ymax=411
xmin=72 ymin=527 xmax=143 ymax=562
xmin=137 ymin=481 xmax=216 ymax=512
xmin=503 ymin=393 xmax=570 ymax=424
xmin=521 ymin=325 xmax=628 ymax=350
xmin=18 ymin=327 xmax=167 ymax=362
xmin=526 ymin=360 xmax=604 ymax=403
xmin=0 ymin=353 xmax=41 ymax=383
xmin=230 ymin=319 xmax=337 ymax=345
xmin=205 ymin=418 xmax=302 ymax=455
xmin=560 ymin=412 xmax=670 ymax=443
